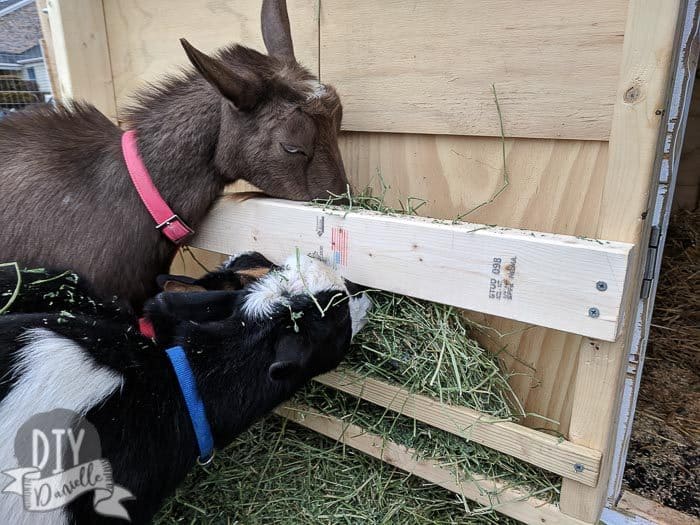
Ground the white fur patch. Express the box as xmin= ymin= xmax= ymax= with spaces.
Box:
xmin=304 ymin=79 xmax=327 ymax=100
xmin=0 ymin=329 xmax=123 ymax=525
xmin=243 ymin=254 xmax=347 ymax=319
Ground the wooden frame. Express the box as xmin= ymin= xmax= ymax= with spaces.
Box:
xmin=276 ymin=404 xmax=592 ymax=525
xmin=44 ymin=0 xmax=116 ymax=121
xmin=559 ymin=1 xmax=685 ymax=521
xmin=41 ymin=1 xmax=695 ymax=523
xmin=191 ymin=198 xmax=634 ymax=341
xmin=315 ymin=369 xmax=602 ymax=486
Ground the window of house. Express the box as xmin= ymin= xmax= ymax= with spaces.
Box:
xmin=26 ymin=67 xmax=36 ymax=82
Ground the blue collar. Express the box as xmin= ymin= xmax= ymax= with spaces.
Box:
xmin=165 ymin=345 xmax=214 ymax=464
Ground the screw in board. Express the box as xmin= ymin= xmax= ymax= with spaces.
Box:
xmin=574 ymin=463 xmax=585 ymax=473
xmin=596 ymin=281 xmax=608 ymax=292
xmin=588 ymin=307 xmax=600 ymax=318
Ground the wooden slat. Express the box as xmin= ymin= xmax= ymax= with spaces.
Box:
xmin=316 ymin=369 xmax=602 ymax=486
xmin=45 ymin=0 xmax=117 ymax=121
xmin=616 ymin=491 xmax=700 ymax=525
xmin=190 ymin=198 xmax=633 ymax=341
xmin=35 ymin=0 xmax=60 ymax=100
xmin=560 ymin=0 xmax=684 ymax=522
xmin=102 ymin=0 xmax=319 ymax=116
xmin=276 ymin=404 xmax=592 ymax=525
xmin=320 ymin=0 xmax=627 ymax=140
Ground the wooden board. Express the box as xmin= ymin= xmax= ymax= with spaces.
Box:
xmin=102 ymin=0 xmax=319 ymax=116
xmin=35 ymin=0 xmax=60 ymax=100
xmin=320 ymin=0 xmax=627 ymax=140
xmin=316 ymin=369 xmax=602 ymax=486
xmin=339 ymin=133 xmax=611 ymax=236
xmin=189 ymin=198 xmax=634 ymax=341
xmin=616 ymin=491 xmax=700 ymax=525
xmin=339 ymin=132 xmax=612 ymax=434
xmin=277 ymin=404 xmax=591 ymax=525
xmin=559 ymin=0 xmax=683 ymax=522
xmin=45 ymin=0 xmax=117 ymax=120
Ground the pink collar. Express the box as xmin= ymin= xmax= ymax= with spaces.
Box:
xmin=121 ymin=130 xmax=194 ymax=244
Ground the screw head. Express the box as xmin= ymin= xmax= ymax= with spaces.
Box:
xmin=596 ymin=281 xmax=608 ymax=292
xmin=588 ymin=307 xmax=600 ymax=318
xmin=574 ymin=463 xmax=585 ymax=473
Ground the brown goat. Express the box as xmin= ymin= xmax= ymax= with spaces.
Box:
xmin=0 ymin=0 xmax=348 ymax=310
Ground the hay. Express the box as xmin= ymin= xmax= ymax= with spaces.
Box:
xmin=155 ymin=415 xmax=521 ymax=525
xmin=297 ymin=384 xmax=561 ymax=504
xmin=155 ymin=183 xmax=562 ymax=523
xmin=339 ymin=291 xmax=521 ymax=417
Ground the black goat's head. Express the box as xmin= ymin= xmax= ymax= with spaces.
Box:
xmin=146 ymin=252 xmax=370 ymax=385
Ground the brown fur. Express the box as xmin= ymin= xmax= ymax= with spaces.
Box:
xmin=0 ymin=1 xmax=347 ymax=309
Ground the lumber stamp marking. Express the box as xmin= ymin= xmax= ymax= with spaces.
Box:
xmin=190 ymin=198 xmax=635 ymax=341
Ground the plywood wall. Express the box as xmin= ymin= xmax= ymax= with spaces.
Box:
xmin=320 ymin=0 xmax=627 ymax=140
xmin=103 ymin=0 xmax=319 ymax=118
xmin=101 ymin=0 xmax=643 ymax=436
xmin=338 ymin=131 xmax=614 ymax=431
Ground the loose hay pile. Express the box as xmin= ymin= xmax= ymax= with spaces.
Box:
xmin=157 ymin=186 xmax=561 ymax=524
xmin=156 ymin=415 xmax=519 ymax=525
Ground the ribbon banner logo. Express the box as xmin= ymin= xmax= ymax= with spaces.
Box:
xmin=1 ymin=409 xmax=134 ymax=521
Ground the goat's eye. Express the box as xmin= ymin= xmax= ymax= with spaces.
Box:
xmin=281 ymin=143 xmax=306 ymax=156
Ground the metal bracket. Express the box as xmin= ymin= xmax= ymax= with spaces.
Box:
xmin=640 ymin=226 xmax=661 ymax=299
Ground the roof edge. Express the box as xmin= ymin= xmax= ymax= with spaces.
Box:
xmin=0 ymin=0 xmax=35 ymax=18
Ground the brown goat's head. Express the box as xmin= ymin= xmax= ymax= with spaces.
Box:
xmin=180 ymin=0 xmax=347 ymax=201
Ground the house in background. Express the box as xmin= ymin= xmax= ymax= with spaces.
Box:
xmin=0 ymin=0 xmax=52 ymax=111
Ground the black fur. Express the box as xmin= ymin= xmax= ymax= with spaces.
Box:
xmin=0 ymin=256 xmax=358 ymax=524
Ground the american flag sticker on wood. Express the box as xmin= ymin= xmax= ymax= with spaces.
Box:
xmin=331 ymin=227 xmax=349 ymax=267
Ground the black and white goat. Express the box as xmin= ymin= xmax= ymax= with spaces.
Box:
xmin=0 ymin=253 xmax=370 ymax=524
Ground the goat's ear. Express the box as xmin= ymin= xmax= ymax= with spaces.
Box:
xmin=261 ymin=0 xmax=295 ymax=61
xmin=269 ymin=334 xmax=309 ymax=381
xmin=180 ymin=38 xmax=261 ymax=110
